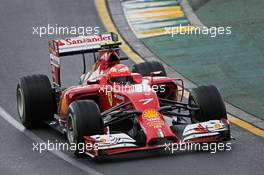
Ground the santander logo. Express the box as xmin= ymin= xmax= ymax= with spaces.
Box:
xmin=57 ymin=34 xmax=112 ymax=47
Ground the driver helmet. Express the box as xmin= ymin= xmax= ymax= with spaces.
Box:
xmin=108 ymin=64 xmax=131 ymax=85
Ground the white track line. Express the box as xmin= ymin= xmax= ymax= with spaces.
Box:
xmin=0 ymin=106 xmax=103 ymax=175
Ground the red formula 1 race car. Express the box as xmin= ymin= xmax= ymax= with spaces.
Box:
xmin=16 ymin=32 xmax=230 ymax=157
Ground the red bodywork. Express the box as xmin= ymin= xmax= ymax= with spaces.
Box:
xmin=48 ymin=33 xmax=228 ymax=157
xmin=55 ymin=48 xmax=180 ymax=143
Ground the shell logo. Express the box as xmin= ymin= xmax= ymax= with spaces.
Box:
xmin=99 ymin=138 xmax=107 ymax=143
xmin=214 ymin=123 xmax=222 ymax=129
xmin=143 ymin=109 xmax=160 ymax=119
xmin=99 ymin=136 xmax=108 ymax=144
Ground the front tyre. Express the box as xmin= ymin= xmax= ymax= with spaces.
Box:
xmin=189 ymin=85 xmax=230 ymax=140
xmin=189 ymin=85 xmax=227 ymax=122
xmin=67 ymin=100 xmax=104 ymax=156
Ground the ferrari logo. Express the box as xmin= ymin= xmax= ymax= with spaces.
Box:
xmin=107 ymin=91 xmax=113 ymax=106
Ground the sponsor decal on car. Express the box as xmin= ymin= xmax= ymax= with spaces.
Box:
xmin=53 ymin=33 xmax=114 ymax=54
xmin=143 ymin=109 xmax=164 ymax=128
xmin=58 ymin=34 xmax=112 ymax=47
xmin=147 ymin=121 xmax=165 ymax=128
xmin=143 ymin=109 xmax=160 ymax=119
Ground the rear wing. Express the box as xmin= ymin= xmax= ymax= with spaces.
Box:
xmin=48 ymin=32 xmax=120 ymax=87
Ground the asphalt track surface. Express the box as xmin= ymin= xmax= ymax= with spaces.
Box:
xmin=0 ymin=0 xmax=263 ymax=175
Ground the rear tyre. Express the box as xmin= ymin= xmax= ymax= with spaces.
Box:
xmin=189 ymin=85 xmax=230 ymax=140
xmin=16 ymin=74 xmax=55 ymax=129
xmin=67 ymin=100 xmax=104 ymax=156
xmin=132 ymin=61 xmax=167 ymax=76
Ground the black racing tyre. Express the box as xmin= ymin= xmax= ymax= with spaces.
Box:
xmin=132 ymin=61 xmax=167 ymax=76
xmin=67 ymin=100 xmax=104 ymax=156
xmin=16 ymin=74 xmax=55 ymax=129
xmin=189 ymin=85 xmax=227 ymax=122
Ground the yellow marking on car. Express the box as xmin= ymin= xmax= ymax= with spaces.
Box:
xmin=96 ymin=0 xmax=264 ymax=138
xmin=107 ymin=91 xmax=113 ymax=106
xmin=214 ymin=123 xmax=222 ymax=129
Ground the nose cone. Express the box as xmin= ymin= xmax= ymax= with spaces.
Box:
xmin=119 ymin=85 xmax=177 ymax=144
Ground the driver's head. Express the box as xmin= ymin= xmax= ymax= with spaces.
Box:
xmin=108 ymin=64 xmax=131 ymax=85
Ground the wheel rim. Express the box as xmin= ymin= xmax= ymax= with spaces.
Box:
xmin=17 ymin=87 xmax=25 ymax=120
xmin=67 ymin=114 xmax=75 ymax=144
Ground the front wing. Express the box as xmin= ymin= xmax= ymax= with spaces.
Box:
xmin=83 ymin=119 xmax=230 ymax=157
